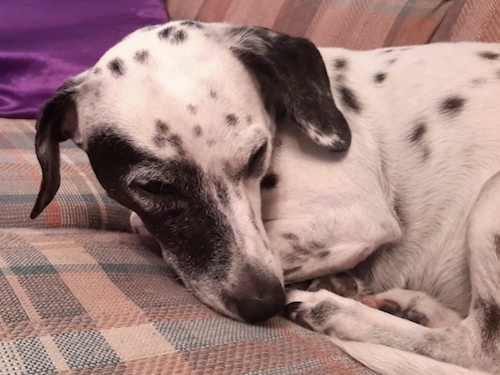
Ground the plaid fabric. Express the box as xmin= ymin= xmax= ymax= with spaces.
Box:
xmin=167 ymin=0 xmax=454 ymax=48
xmin=0 ymin=119 xmax=131 ymax=232
xmin=0 ymin=228 xmax=375 ymax=374
xmin=448 ymin=1 xmax=500 ymax=42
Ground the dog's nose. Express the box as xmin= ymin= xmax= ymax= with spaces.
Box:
xmin=234 ymin=277 xmax=286 ymax=323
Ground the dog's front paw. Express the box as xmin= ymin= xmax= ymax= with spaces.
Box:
xmin=285 ymin=289 xmax=358 ymax=338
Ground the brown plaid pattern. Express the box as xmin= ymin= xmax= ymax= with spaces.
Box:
xmin=0 ymin=229 xmax=375 ymax=374
xmin=0 ymin=119 xmax=131 ymax=232
xmin=167 ymin=0 xmax=455 ymax=48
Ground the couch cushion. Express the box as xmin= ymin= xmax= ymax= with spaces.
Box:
xmin=167 ymin=0 xmax=455 ymax=48
xmin=0 ymin=228 xmax=374 ymax=374
xmin=0 ymin=119 xmax=131 ymax=231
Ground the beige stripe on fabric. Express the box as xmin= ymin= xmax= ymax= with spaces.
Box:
xmin=34 ymin=239 xmax=98 ymax=266
xmin=39 ymin=335 xmax=71 ymax=373
xmin=59 ymin=273 xmax=149 ymax=329
xmin=101 ymin=324 xmax=177 ymax=361
xmin=4 ymin=274 xmax=41 ymax=322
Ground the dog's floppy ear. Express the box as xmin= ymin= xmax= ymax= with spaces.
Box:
xmin=30 ymin=79 xmax=80 ymax=219
xmin=221 ymin=25 xmax=351 ymax=152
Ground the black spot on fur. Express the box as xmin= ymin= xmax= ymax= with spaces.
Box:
xmin=497 ymin=69 xmax=500 ymax=80
xmin=310 ymin=301 xmax=339 ymax=326
xmin=134 ymin=50 xmax=150 ymax=63
xmin=158 ymin=26 xmax=174 ymax=39
xmin=213 ymin=178 xmax=230 ymax=207
xmin=172 ymin=29 xmax=187 ymax=44
xmin=210 ymin=90 xmax=218 ymax=99
xmin=152 ymin=120 xmax=185 ymax=155
xmin=381 ymin=48 xmax=394 ymax=54
xmin=479 ymin=51 xmax=499 ymax=60
xmin=338 ymin=85 xmax=362 ymax=113
xmin=246 ymin=115 xmax=252 ymax=124
xmin=440 ymin=96 xmax=466 ymax=116
xmin=156 ymin=120 xmax=169 ymax=134
xmin=495 ymin=235 xmax=500 ymax=260
xmin=260 ymin=173 xmax=278 ymax=190
xmin=93 ymin=67 xmax=102 ymax=74
xmin=193 ymin=125 xmax=203 ymax=137
xmin=393 ymin=194 xmax=406 ymax=230
xmin=333 ymin=58 xmax=347 ymax=70
xmin=408 ymin=123 xmax=426 ymax=143
xmin=187 ymin=104 xmax=197 ymax=115
xmin=379 ymin=300 xmax=401 ymax=315
xmin=180 ymin=20 xmax=203 ymax=29
xmin=475 ymin=298 xmax=500 ymax=354
xmin=374 ymin=72 xmax=387 ymax=84
xmin=471 ymin=78 xmax=487 ymax=86
xmin=318 ymin=251 xmax=330 ymax=259
xmin=282 ymin=233 xmax=299 ymax=242
xmin=225 ymin=114 xmax=238 ymax=126
xmin=402 ymin=309 xmax=429 ymax=326
xmin=108 ymin=58 xmax=125 ymax=77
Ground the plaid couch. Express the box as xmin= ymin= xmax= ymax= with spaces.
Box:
xmin=1 ymin=1 xmax=499 ymax=374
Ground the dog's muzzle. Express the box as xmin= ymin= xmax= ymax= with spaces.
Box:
xmin=230 ymin=273 xmax=286 ymax=322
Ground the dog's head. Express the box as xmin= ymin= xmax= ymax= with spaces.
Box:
xmin=30 ymin=21 xmax=350 ymax=322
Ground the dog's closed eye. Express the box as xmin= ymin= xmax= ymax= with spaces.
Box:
xmin=246 ymin=143 xmax=268 ymax=178
xmin=131 ymin=180 xmax=178 ymax=197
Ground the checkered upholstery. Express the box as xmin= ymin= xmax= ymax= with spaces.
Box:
xmin=0 ymin=229 xmax=375 ymax=374
xmin=0 ymin=119 xmax=131 ymax=231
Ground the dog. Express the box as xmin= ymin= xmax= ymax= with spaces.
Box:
xmin=30 ymin=21 xmax=500 ymax=374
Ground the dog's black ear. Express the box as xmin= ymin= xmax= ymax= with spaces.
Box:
xmin=30 ymin=80 xmax=80 ymax=219
xmin=222 ymin=25 xmax=351 ymax=152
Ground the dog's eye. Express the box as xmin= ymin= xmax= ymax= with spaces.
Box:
xmin=131 ymin=180 xmax=178 ymax=197
xmin=246 ymin=143 xmax=268 ymax=177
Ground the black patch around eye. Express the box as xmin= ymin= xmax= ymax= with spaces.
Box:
xmin=108 ymin=58 xmax=125 ymax=76
xmin=374 ymin=72 xmax=387 ymax=83
xmin=134 ymin=50 xmax=150 ymax=63
xmin=333 ymin=58 xmax=347 ymax=70
xmin=440 ymin=96 xmax=466 ymax=116
xmin=260 ymin=173 xmax=278 ymax=189
xmin=337 ymin=85 xmax=362 ymax=113
xmin=408 ymin=123 xmax=426 ymax=143
xmin=225 ymin=114 xmax=238 ymax=126
xmin=479 ymin=51 xmax=499 ymax=60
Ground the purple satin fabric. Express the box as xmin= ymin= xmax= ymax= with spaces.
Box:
xmin=0 ymin=0 xmax=169 ymax=119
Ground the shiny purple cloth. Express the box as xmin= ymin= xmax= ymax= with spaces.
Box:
xmin=0 ymin=0 xmax=169 ymax=119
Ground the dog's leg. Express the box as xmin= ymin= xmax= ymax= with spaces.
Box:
xmin=286 ymin=172 xmax=500 ymax=373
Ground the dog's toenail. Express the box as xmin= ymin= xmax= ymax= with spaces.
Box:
xmin=284 ymin=302 xmax=302 ymax=316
